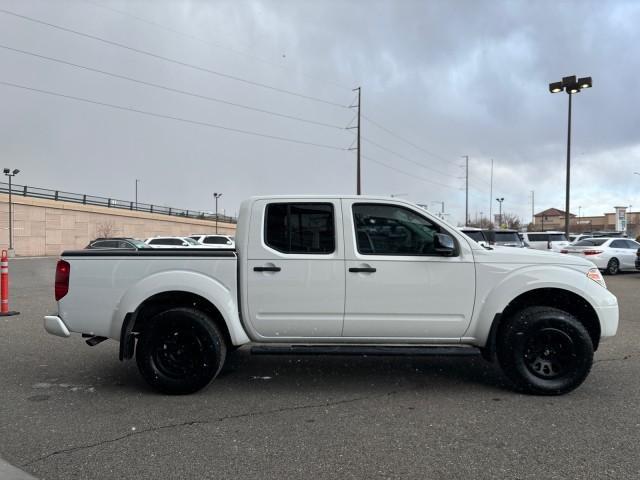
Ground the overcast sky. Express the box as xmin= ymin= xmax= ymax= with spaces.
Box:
xmin=1 ymin=0 xmax=639 ymax=224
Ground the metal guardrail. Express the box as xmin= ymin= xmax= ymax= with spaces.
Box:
xmin=0 ymin=182 xmax=237 ymax=224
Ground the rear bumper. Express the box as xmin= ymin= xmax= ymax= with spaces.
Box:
xmin=44 ymin=315 xmax=70 ymax=338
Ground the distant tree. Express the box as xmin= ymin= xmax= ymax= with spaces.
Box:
xmin=95 ymin=220 xmax=115 ymax=238
xmin=499 ymin=213 xmax=521 ymax=230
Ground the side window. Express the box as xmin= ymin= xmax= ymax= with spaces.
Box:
xmin=352 ymin=203 xmax=445 ymax=256
xmin=527 ymin=234 xmax=548 ymax=242
xmin=625 ymin=240 xmax=640 ymax=249
xmin=149 ymin=239 xmax=164 ymax=245
xmin=610 ymin=240 xmax=625 ymax=248
xmin=265 ymin=203 xmax=335 ymax=254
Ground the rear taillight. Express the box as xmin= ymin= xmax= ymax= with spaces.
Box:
xmin=560 ymin=249 xmax=568 ymax=254
xmin=583 ymin=250 xmax=603 ymax=256
xmin=55 ymin=260 xmax=70 ymax=301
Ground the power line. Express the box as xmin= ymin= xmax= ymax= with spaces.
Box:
xmin=0 ymin=7 xmax=348 ymax=108
xmin=362 ymin=136 xmax=459 ymax=180
xmin=362 ymin=155 xmax=460 ymax=191
xmin=83 ymin=0 xmax=354 ymax=92
xmin=0 ymin=43 xmax=347 ymax=130
xmin=362 ymin=113 xmax=452 ymax=163
xmin=0 ymin=80 xmax=346 ymax=151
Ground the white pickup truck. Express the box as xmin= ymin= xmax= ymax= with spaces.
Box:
xmin=44 ymin=196 xmax=619 ymax=395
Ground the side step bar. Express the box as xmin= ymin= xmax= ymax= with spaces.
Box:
xmin=250 ymin=345 xmax=480 ymax=357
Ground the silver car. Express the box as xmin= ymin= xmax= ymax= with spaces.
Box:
xmin=561 ymin=237 xmax=640 ymax=274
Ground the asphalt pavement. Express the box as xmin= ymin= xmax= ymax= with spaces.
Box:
xmin=1 ymin=257 xmax=639 ymax=479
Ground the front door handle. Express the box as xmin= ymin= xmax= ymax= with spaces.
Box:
xmin=254 ymin=266 xmax=281 ymax=272
xmin=349 ymin=267 xmax=376 ymax=273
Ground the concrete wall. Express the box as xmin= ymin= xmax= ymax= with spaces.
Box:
xmin=0 ymin=194 xmax=235 ymax=256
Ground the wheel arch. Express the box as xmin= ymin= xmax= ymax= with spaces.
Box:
xmin=120 ymin=290 xmax=237 ymax=361
xmin=481 ymin=287 xmax=601 ymax=361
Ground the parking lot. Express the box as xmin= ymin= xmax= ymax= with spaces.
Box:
xmin=1 ymin=257 xmax=639 ymax=479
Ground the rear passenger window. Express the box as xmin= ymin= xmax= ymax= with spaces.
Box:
xmin=265 ymin=203 xmax=335 ymax=254
xmin=527 ymin=234 xmax=548 ymax=242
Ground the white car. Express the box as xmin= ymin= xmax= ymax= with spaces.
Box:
xmin=144 ymin=236 xmax=210 ymax=248
xmin=44 ymin=195 xmax=618 ymax=396
xmin=522 ymin=231 xmax=569 ymax=252
xmin=189 ymin=234 xmax=235 ymax=248
xmin=561 ymin=237 xmax=640 ymax=275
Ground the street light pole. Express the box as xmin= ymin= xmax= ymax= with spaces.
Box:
xmin=549 ymin=75 xmax=592 ymax=238
xmin=496 ymin=197 xmax=504 ymax=228
xmin=213 ymin=192 xmax=222 ymax=234
xmin=3 ymin=168 xmax=20 ymax=253
xmin=135 ymin=179 xmax=139 ymax=210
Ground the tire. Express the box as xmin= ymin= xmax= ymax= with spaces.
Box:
xmin=605 ymin=258 xmax=619 ymax=275
xmin=135 ymin=307 xmax=227 ymax=394
xmin=496 ymin=306 xmax=593 ymax=395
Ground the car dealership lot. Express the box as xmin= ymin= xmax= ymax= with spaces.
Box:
xmin=1 ymin=257 xmax=639 ymax=479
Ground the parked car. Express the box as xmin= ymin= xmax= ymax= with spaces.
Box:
xmin=636 ymin=247 xmax=640 ymax=270
xmin=86 ymin=237 xmax=149 ymax=249
xmin=522 ymin=231 xmax=569 ymax=252
xmin=45 ymin=195 xmax=618 ymax=396
xmin=458 ymin=227 xmax=489 ymax=247
xmin=189 ymin=234 xmax=235 ymax=248
xmin=561 ymin=237 xmax=640 ymax=275
xmin=144 ymin=236 xmax=210 ymax=248
xmin=569 ymin=234 xmax=593 ymax=244
xmin=484 ymin=229 xmax=526 ymax=248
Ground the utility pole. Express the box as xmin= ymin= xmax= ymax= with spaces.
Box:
xmin=462 ymin=155 xmax=469 ymax=226
xmin=489 ymin=158 xmax=494 ymax=228
xmin=213 ymin=192 xmax=222 ymax=234
xmin=135 ymin=179 xmax=139 ymax=210
xmin=347 ymin=87 xmax=362 ymax=195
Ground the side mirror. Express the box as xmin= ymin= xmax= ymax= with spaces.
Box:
xmin=182 ymin=242 xmax=188 ymax=246
xmin=434 ymin=233 xmax=455 ymax=255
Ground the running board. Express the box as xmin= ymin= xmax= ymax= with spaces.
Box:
xmin=250 ymin=345 xmax=480 ymax=357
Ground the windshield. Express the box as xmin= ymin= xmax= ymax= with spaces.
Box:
xmin=463 ymin=231 xmax=485 ymax=242
xmin=493 ymin=232 xmax=522 ymax=244
xmin=183 ymin=237 xmax=199 ymax=245
xmin=574 ymin=239 xmax=607 ymax=246
xmin=130 ymin=239 xmax=149 ymax=248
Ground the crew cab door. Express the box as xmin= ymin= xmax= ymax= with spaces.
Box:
xmin=342 ymin=200 xmax=475 ymax=339
xmin=245 ymin=199 xmax=345 ymax=339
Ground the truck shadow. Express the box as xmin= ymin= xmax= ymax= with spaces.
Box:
xmin=106 ymin=348 xmax=511 ymax=396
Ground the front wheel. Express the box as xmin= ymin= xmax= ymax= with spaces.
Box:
xmin=136 ymin=307 xmax=227 ymax=394
xmin=497 ymin=306 xmax=593 ymax=395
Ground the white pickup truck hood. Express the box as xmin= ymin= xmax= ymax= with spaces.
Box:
xmin=472 ymin=246 xmax=593 ymax=269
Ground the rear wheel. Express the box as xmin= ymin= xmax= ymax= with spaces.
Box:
xmin=136 ymin=307 xmax=227 ymax=394
xmin=496 ymin=306 xmax=593 ymax=395
xmin=605 ymin=258 xmax=619 ymax=275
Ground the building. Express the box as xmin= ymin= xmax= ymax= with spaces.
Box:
xmin=532 ymin=208 xmax=576 ymax=231
xmin=533 ymin=207 xmax=640 ymax=238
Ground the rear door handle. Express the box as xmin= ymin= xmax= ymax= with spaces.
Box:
xmin=349 ymin=267 xmax=376 ymax=273
xmin=254 ymin=266 xmax=281 ymax=272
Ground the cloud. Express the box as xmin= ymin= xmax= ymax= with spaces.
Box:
xmin=0 ymin=0 xmax=638 ymax=224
